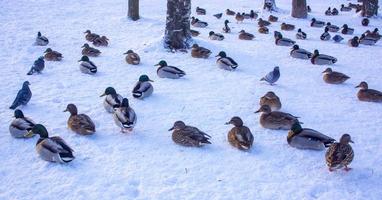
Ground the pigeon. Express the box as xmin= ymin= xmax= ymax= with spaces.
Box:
xmin=10 ymin=81 xmax=32 ymax=109
xmin=213 ymin=13 xmax=223 ymax=19
xmin=260 ymin=66 xmax=280 ymax=85
xmin=27 ymin=57 xmax=45 ymax=75
xmin=333 ymin=35 xmax=344 ymax=43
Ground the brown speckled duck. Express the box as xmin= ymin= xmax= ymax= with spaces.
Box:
xmin=190 ymin=29 xmax=200 ymax=37
xmin=259 ymin=91 xmax=281 ymax=111
xmin=225 ymin=117 xmax=254 ymax=151
xmin=258 ymin=26 xmax=269 ymax=34
xmin=238 ymin=30 xmax=255 ymax=40
xmin=93 ymin=36 xmax=109 ymax=47
xmin=258 ymin=18 xmax=271 ymax=27
xmin=81 ymin=43 xmax=101 ymax=57
xmin=124 ymin=50 xmax=140 ymax=65
xmin=226 ymin=9 xmax=236 ymax=16
xmin=281 ymin=23 xmax=295 ymax=31
xmin=235 ymin=13 xmax=244 ymax=23
xmin=64 ymin=104 xmax=95 ymax=135
xmin=84 ymin=30 xmax=99 ymax=42
xmin=326 ymin=134 xmax=354 ymax=171
xmin=44 ymin=48 xmax=63 ymax=61
xmin=169 ymin=121 xmax=211 ymax=147
xmin=255 ymin=105 xmax=300 ymax=130
xmin=322 ymin=68 xmax=350 ymax=84
xmin=191 ymin=44 xmax=211 ymax=58
xmin=268 ymin=15 xmax=278 ymax=22
xmin=355 ymin=81 xmax=382 ymax=102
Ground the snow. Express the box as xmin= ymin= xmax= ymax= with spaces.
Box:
xmin=1 ymin=0 xmax=382 ymax=199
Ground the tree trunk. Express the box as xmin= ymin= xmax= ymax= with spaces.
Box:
xmin=361 ymin=0 xmax=379 ymax=17
xmin=164 ymin=0 xmax=192 ymax=50
xmin=291 ymin=0 xmax=307 ymax=18
xmin=263 ymin=0 xmax=277 ymax=12
xmin=128 ymin=0 xmax=139 ymax=21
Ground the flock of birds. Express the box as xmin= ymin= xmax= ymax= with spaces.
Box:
xmin=8 ymin=2 xmax=382 ymax=172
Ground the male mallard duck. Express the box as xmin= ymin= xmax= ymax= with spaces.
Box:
xmin=341 ymin=24 xmax=354 ymax=35
xmin=355 ymin=81 xmax=382 ymax=102
xmin=332 ymin=34 xmax=344 ymax=43
xmin=191 ymin=17 xmax=208 ymax=28
xmin=361 ymin=18 xmax=369 ymax=26
xmin=287 ymin=122 xmax=335 ymax=150
xmin=311 ymin=50 xmax=337 ymax=65
xmin=191 ymin=44 xmax=211 ymax=58
xmin=155 ymin=60 xmax=186 ymax=79
xmin=196 ymin=6 xmax=206 ymax=15
xmin=27 ymin=57 xmax=45 ymax=75
xmin=64 ymin=104 xmax=95 ymax=135
xmin=78 ymin=56 xmax=97 ymax=74
xmin=44 ymin=48 xmax=63 ymax=61
xmin=225 ymin=117 xmax=254 ymax=151
xmin=124 ymin=50 xmax=140 ymax=65
xmin=209 ymin=31 xmax=224 ymax=41
xmin=222 ymin=20 xmax=231 ymax=33
xmin=81 ymin=43 xmax=101 ymax=57
xmin=290 ymin=45 xmax=312 ymax=60
xmin=100 ymin=87 xmax=123 ymax=113
xmin=325 ymin=134 xmax=354 ymax=171
xmin=84 ymin=30 xmax=99 ymax=42
xmin=365 ymin=28 xmax=381 ymax=41
xmin=9 ymin=109 xmax=35 ymax=138
xmin=250 ymin=10 xmax=258 ymax=20
xmin=92 ymin=36 xmax=109 ymax=47
xmin=213 ymin=13 xmax=223 ymax=19
xmin=325 ymin=22 xmax=339 ymax=32
xmin=322 ymin=68 xmax=350 ymax=84
xmin=30 ymin=124 xmax=75 ymax=163
xmin=132 ymin=75 xmax=154 ymax=99
xmin=35 ymin=32 xmax=49 ymax=46
xmin=258 ymin=18 xmax=271 ymax=27
xmin=258 ymin=26 xmax=269 ymax=34
xmin=296 ymin=29 xmax=307 ymax=40
xmin=348 ymin=36 xmax=359 ymax=47
xmin=215 ymin=51 xmax=238 ymax=71
xmin=307 ymin=5 xmax=311 ymax=13
xmin=242 ymin=12 xmax=251 ymax=19
xmin=281 ymin=23 xmax=295 ymax=31
xmin=238 ymin=30 xmax=255 ymax=40
xmin=275 ymin=33 xmax=296 ymax=46
xmin=169 ymin=121 xmax=211 ymax=147
xmin=260 ymin=66 xmax=280 ymax=85
xmin=325 ymin=7 xmax=332 ymax=16
xmin=268 ymin=15 xmax=278 ymax=22
xmin=190 ymin=29 xmax=200 ymax=37
xmin=10 ymin=81 xmax=32 ymax=110
xmin=255 ymin=105 xmax=300 ymax=130
xmin=359 ymin=34 xmax=377 ymax=45
xmin=226 ymin=9 xmax=235 ymax=16
xmin=331 ymin=8 xmax=339 ymax=15
xmin=311 ymin=18 xmax=325 ymax=28
xmin=340 ymin=4 xmax=352 ymax=12
xmin=113 ymin=98 xmax=137 ymax=133
xmin=259 ymin=91 xmax=281 ymax=111
xmin=235 ymin=13 xmax=244 ymax=23
xmin=320 ymin=27 xmax=331 ymax=41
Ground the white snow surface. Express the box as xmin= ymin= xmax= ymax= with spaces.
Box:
xmin=1 ymin=0 xmax=382 ymax=199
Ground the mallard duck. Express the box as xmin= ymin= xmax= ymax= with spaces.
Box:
xmin=275 ymin=33 xmax=296 ymax=46
xmin=274 ymin=31 xmax=282 ymax=39
xmin=332 ymin=34 xmax=344 ymax=43
xmin=113 ymin=98 xmax=137 ymax=133
xmin=287 ymin=122 xmax=335 ymax=150
xmin=255 ymin=105 xmax=300 ymax=130
xmin=268 ymin=15 xmax=278 ymax=22
xmin=341 ymin=24 xmax=354 ymax=35
xmin=348 ymin=36 xmax=359 ymax=47
xmin=238 ymin=30 xmax=255 ymax=40
xmin=196 ymin=6 xmax=206 ymax=15
xmin=84 ymin=30 xmax=99 ymax=42
xmin=226 ymin=9 xmax=235 ymax=16
xmin=311 ymin=18 xmax=325 ymax=28
xmin=222 ymin=20 xmax=231 ymax=33
xmin=242 ymin=12 xmax=251 ymax=19
xmin=64 ymin=104 xmax=95 ymax=135
xmin=320 ymin=27 xmax=331 ymax=41
xmin=132 ymin=75 xmax=154 ymax=99
xmin=259 ymin=91 xmax=281 ymax=111
xmin=322 ymin=68 xmax=350 ymax=84
xmin=124 ymin=50 xmax=140 ymax=65
xmin=100 ymin=87 xmax=123 ymax=113
xmin=359 ymin=34 xmax=377 ymax=45
xmin=191 ymin=44 xmax=211 ymax=58
xmin=155 ymin=60 xmax=186 ymax=79
xmin=258 ymin=26 xmax=269 ymax=34
xmin=331 ymin=8 xmax=339 ymax=15
xmin=235 ymin=13 xmax=244 ymax=23
xmin=35 ymin=32 xmax=49 ymax=46
xmin=296 ymin=29 xmax=307 ymax=40
xmin=355 ymin=81 xmax=382 ymax=102
xmin=191 ymin=17 xmax=208 ymax=28
xmin=340 ymin=4 xmax=352 ymax=12
xmin=78 ymin=56 xmax=97 ymax=74
xmin=27 ymin=57 xmax=45 ymax=75
xmin=326 ymin=22 xmax=339 ymax=32
xmin=30 ymin=124 xmax=75 ymax=163
xmin=9 ymin=109 xmax=35 ymax=138
xmin=44 ymin=48 xmax=63 ymax=61
xmin=326 ymin=134 xmax=354 ymax=171
xmin=307 ymin=5 xmax=311 ymax=13
xmin=190 ymin=29 xmax=200 ymax=37
xmin=213 ymin=13 xmax=223 ymax=19
xmin=92 ymin=36 xmax=109 ymax=47
xmin=81 ymin=43 xmax=101 ymax=57
xmin=311 ymin=50 xmax=337 ymax=65
xmin=215 ymin=51 xmax=238 ymax=71
xmin=209 ymin=31 xmax=224 ymax=41
xmin=9 ymin=81 xmax=32 ymax=110
xmin=362 ymin=18 xmax=369 ymax=26
xmin=281 ymin=23 xmax=295 ymax=31
xmin=325 ymin=7 xmax=332 ymax=16
xmin=258 ymin=18 xmax=271 ymax=27
xmin=225 ymin=117 xmax=254 ymax=151
xmin=169 ymin=121 xmax=211 ymax=147
xmin=260 ymin=66 xmax=280 ymax=85
xmin=348 ymin=3 xmax=361 ymax=10
xmin=290 ymin=45 xmax=312 ymax=60
xmin=249 ymin=10 xmax=258 ymax=20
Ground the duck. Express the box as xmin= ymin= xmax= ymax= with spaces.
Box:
xmin=196 ymin=6 xmax=206 ymax=15
xmin=238 ymin=30 xmax=255 ymax=40
xmin=249 ymin=10 xmax=258 ymax=20
xmin=191 ymin=17 xmax=208 ymax=28
xmin=325 ymin=134 xmax=354 ymax=171
xmin=64 ymin=104 xmax=95 ymax=135
xmin=296 ymin=28 xmax=307 ymax=40
xmin=132 ymin=75 xmax=154 ymax=99
xmin=348 ymin=36 xmax=359 ymax=47
xmin=259 ymin=91 xmax=281 ymax=111
xmin=235 ymin=13 xmax=244 ymax=23
xmin=92 ymin=36 xmax=109 ymax=47
xmin=361 ymin=18 xmax=369 ymax=26
xmin=84 ymin=30 xmax=99 ymax=42
xmin=155 ymin=60 xmax=186 ymax=79
xmin=100 ymin=87 xmax=123 ymax=113
xmin=320 ymin=27 xmax=331 ymax=41
xmin=242 ymin=12 xmax=251 ymax=19
xmin=258 ymin=18 xmax=271 ymax=27
xmin=355 ymin=81 xmax=382 ymax=102
xmin=281 ymin=23 xmax=295 ymax=31
xmin=322 ymin=68 xmax=350 ymax=84
xmin=213 ymin=13 xmax=223 ymax=19
xmin=290 ymin=45 xmax=312 ymax=59
xmin=78 ymin=56 xmax=97 ymax=74
xmin=268 ymin=15 xmax=278 ymax=22
xmin=226 ymin=9 xmax=236 ymax=16
xmin=9 ymin=81 xmax=32 ymax=110
xmin=225 ymin=117 xmax=254 ymax=151
xmin=35 ymin=32 xmax=49 ymax=46
xmin=81 ymin=43 xmax=101 ymax=57
xmin=258 ymin=26 xmax=269 ymax=34
xmin=9 ymin=109 xmax=35 ymax=138
xmin=341 ymin=24 xmax=354 ymax=35
xmin=326 ymin=22 xmax=339 ymax=32
xmin=359 ymin=34 xmax=377 ymax=45
xmin=169 ymin=121 xmax=211 ymax=147
xmin=209 ymin=31 xmax=224 ymax=41
xmin=124 ymin=50 xmax=140 ymax=65
xmin=364 ymin=28 xmax=381 ymax=41
xmin=274 ymin=31 xmax=282 ymax=40
xmin=331 ymin=8 xmax=339 ymax=15
xmin=30 ymin=124 xmax=75 ymax=163
xmin=254 ymin=105 xmax=300 ymax=130
xmin=191 ymin=44 xmax=211 ymax=58
xmin=27 ymin=57 xmax=45 ymax=75
xmin=222 ymin=20 xmax=231 ymax=33
xmin=190 ymin=29 xmax=200 ymax=37
xmin=311 ymin=18 xmax=325 ymax=27
xmin=44 ymin=48 xmax=63 ymax=61
xmin=307 ymin=5 xmax=311 ymax=13
xmin=260 ymin=66 xmax=280 ymax=85
xmin=275 ymin=33 xmax=296 ymax=46
xmin=332 ymin=34 xmax=344 ymax=43
xmin=325 ymin=7 xmax=332 ymax=16
xmin=215 ymin=51 xmax=238 ymax=71
xmin=311 ymin=50 xmax=337 ymax=65
xmin=287 ymin=122 xmax=335 ymax=150
xmin=113 ymin=98 xmax=137 ymax=133
xmin=340 ymin=4 xmax=352 ymax=12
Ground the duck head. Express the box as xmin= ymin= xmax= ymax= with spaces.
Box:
xmin=313 ymin=49 xmax=319 ymax=55
xmin=14 ymin=109 xmax=25 ymax=118
xmin=292 ymin=44 xmax=299 ymax=50
xmin=216 ymin=51 xmax=227 ymax=58
xmin=224 ymin=20 xmax=230 ymax=24
xmin=22 ymin=81 xmax=30 ymax=88
xmin=37 ymin=32 xmax=42 ymax=37
xmin=44 ymin=48 xmax=52 ymax=53
xmin=154 ymin=60 xmax=167 ymax=67
xmin=64 ymin=104 xmax=78 ymax=115
xmin=340 ymin=134 xmax=354 ymax=144
xmin=100 ymin=87 xmax=117 ymax=97
xmin=168 ymin=121 xmax=186 ymax=131
xmin=254 ymin=105 xmax=272 ymax=114
xmin=124 ymin=50 xmax=134 ymax=54
xmin=139 ymin=75 xmax=153 ymax=82
xmin=290 ymin=122 xmax=303 ymax=133
xmin=209 ymin=31 xmax=215 ymax=36
xmin=225 ymin=116 xmax=243 ymax=127
xmin=84 ymin=30 xmax=91 ymax=34
xmin=31 ymin=124 xmax=49 ymax=138
xmin=78 ymin=55 xmax=90 ymax=62
xmin=121 ymin=98 xmax=129 ymax=108
xmin=322 ymin=67 xmax=333 ymax=74
xmin=82 ymin=43 xmax=90 ymax=48
xmin=355 ymin=81 xmax=368 ymax=89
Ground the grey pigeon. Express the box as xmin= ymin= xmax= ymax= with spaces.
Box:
xmin=332 ymin=35 xmax=344 ymax=43
xmin=10 ymin=81 xmax=32 ymax=109
xmin=260 ymin=66 xmax=280 ymax=85
xmin=27 ymin=56 xmax=45 ymax=75
xmin=213 ymin=13 xmax=222 ymax=19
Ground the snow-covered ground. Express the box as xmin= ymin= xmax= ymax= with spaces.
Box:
xmin=1 ymin=0 xmax=381 ymax=199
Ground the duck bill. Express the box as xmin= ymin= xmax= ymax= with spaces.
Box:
xmin=355 ymin=85 xmax=360 ymax=88
xmin=24 ymin=130 xmax=35 ymax=138
xmin=215 ymin=55 xmax=219 ymax=57
xmin=81 ymin=45 xmax=85 ymax=48
xmin=100 ymin=93 xmax=106 ymax=97
xmin=149 ymin=79 xmax=154 ymax=82
xmin=224 ymin=122 xmax=231 ymax=125
xmin=63 ymin=109 xmax=68 ymax=112
xmin=154 ymin=64 xmax=160 ymax=66
xmin=254 ymin=110 xmax=260 ymax=113
xmin=168 ymin=127 xmax=174 ymax=131
xmin=350 ymin=139 xmax=354 ymax=143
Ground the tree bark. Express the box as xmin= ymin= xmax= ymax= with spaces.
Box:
xmin=263 ymin=0 xmax=277 ymax=12
xmin=361 ymin=0 xmax=379 ymax=17
xmin=164 ymin=0 xmax=192 ymax=50
xmin=128 ymin=0 xmax=139 ymax=21
xmin=291 ymin=0 xmax=307 ymax=18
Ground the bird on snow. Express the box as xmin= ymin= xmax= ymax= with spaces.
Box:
xmin=355 ymin=81 xmax=382 ymax=102
xmin=296 ymin=28 xmax=307 ymax=40
xmin=320 ymin=27 xmax=331 ymax=41
xmin=341 ymin=24 xmax=354 ymax=35
xmin=331 ymin=8 xmax=339 ymax=15
xmin=362 ymin=18 xmax=369 ymax=26
xmin=348 ymin=36 xmax=359 ymax=47
xmin=359 ymin=34 xmax=378 ymax=46
xmin=238 ymin=30 xmax=255 ymax=40
xmin=226 ymin=9 xmax=236 ymax=16
xmin=9 ymin=109 xmax=36 ymax=138
xmin=235 ymin=13 xmax=244 ymax=23
xmin=254 ymin=105 xmax=300 ymax=130
xmin=325 ymin=134 xmax=354 ymax=171
xmin=132 ymin=75 xmax=154 ymax=99
xmin=311 ymin=18 xmax=325 ymax=27
xmin=84 ymin=30 xmax=100 ymax=42
xmin=190 ymin=29 xmax=200 ymax=37
xmin=222 ymin=20 xmax=231 ymax=33
xmin=325 ymin=7 xmax=332 ymax=16
xmin=249 ymin=10 xmax=258 ymax=20
xmin=113 ymin=98 xmax=137 ymax=133
xmin=196 ymin=6 xmax=206 ymax=15
xmin=78 ymin=56 xmax=97 ymax=75
xmin=260 ymin=66 xmax=280 ymax=85
xmin=281 ymin=23 xmax=295 ymax=31
xmin=325 ymin=22 xmax=340 ymax=32
xmin=311 ymin=50 xmax=337 ymax=65
xmin=124 ymin=50 xmax=140 ymax=65
xmin=268 ymin=15 xmax=278 ymax=22
xmin=9 ymin=81 xmax=32 ymax=110
xmin=191 ymin=44 xmax=211 ymax=58
xmin=191 ymin=17 xmax=208 ymax=28
xmin=100 ymin=87 xmax=123 ymax=113
xmin=275 ymin=32 xmax=296 ymax=46
xmin=259 ymin=91 xmax=282 ymax=111
xmin=290 ymin=45 xmax=312 ymax=60
xmin=322 ymin=68 xmax=350 ymax=84
xmin=225 ymin=116 xmax=254 ymax=151
xmin=27 ymin=56 xmax=45 ymax=75
xmin=169 ymin=121 xmax=211 ymax=147
xmin=258 ymin=26 xmax=269 ymax=34
xmin=64 ymin=104 xmax=96 ymax=135
xmin=340 ymin=4 xmax=352 ymax=12
xmin=92 ymin=36 xmax=109 ymax=47
xmin=258 ymin=18 xmax=271 ymax=27
xmin=81 ymin=43 xmax=101 ymax=57
xmin=215 ymin=51 xmax=238 ymax=71
xmin=332 ymin=35 xmax=344 ymax=43
xmin=44 ymin=48 xmax=63 ymax=61
xmin=35 ymin=32 xmax=49 ymax=46
xmin=213 ymin=13 xmax=223 ymax=19
xmin=209 ymin=31 xmax=224 ymax=41
xmin=155 ymin=60 xmax=186 ymax=79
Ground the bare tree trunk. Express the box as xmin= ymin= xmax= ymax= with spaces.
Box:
xmin=291 ymin=0 xmax=307 ymax=18
xmin=128 ymin=0 xmax=139 ymax=21
xmin=361 ymin=0 xmax=379 ymax=17
xmin=263 ymin=0 xmax=277 ymax=12
xmin=164 ymin=0 xmax=192 ymax=50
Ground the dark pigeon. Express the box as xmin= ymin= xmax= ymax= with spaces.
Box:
xmin=27 ymin=57 xmax=45 ymax=75
xmin=261 ymin=66 xmax=280 ymax=85
xmin=10 ymin=81 xmax=32 ymax=109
